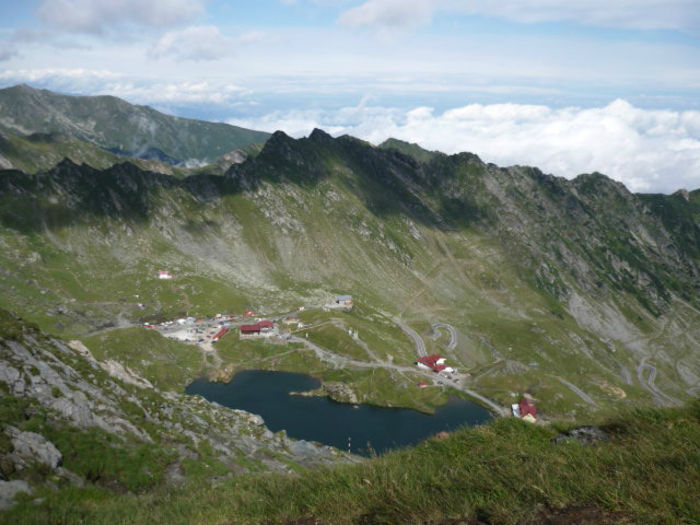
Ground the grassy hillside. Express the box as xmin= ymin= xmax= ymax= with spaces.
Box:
xmin=0 ymin=128 xmax=191 ymax=175
xmin=0 ymin=130 xmax=697 ymax=419
xmin=0 ymin=84 xmax=269 ymax=163
xmin=6 ymin=401 xmax=698 ymax=524
xmin=0 ymin=308 xmax=348 ymax=515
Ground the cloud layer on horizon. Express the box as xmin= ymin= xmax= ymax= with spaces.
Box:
xmin=229 ymin=99 xmax=700 ymax=194
xmin=338 ymin=0 xmax=700 ymax=33
xmin=37 ymin=0 xmax=203 ymax=34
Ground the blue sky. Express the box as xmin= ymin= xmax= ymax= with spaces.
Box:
xmin=0 ymin=0 xmax=699 ymax=192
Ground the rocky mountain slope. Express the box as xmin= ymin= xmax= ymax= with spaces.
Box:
xmin=0 ymin=308 xmax=346 ymax=509
xmin=0 ymin=85 xmax=269 ymax=165
xmin=0 ymin=128 xmax=697 ymax=420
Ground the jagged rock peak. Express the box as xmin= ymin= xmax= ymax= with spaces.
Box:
xmin=309 ymin=128 xmax=333 ymax=142
xmin=673 ymin=189 xmax=690 ymax=201
xmin=56 ymin=157 xmax=81 ymax=169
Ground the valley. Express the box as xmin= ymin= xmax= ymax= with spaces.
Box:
xmin=0 ymin=87 xmax=697 ymax=523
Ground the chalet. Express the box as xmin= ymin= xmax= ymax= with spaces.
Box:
xmin=282 ymin=316 xmax=299 ymax=325
xmin=511 ymin=397 xmax=537 ymax=422
xmin=157 ymin=270 xmax=172 ymax=280
xmin=416 ymin=355 xmax=454 ymax=374
xmin=240 ymin=324 xmax=261 ymax=337
xmin=324 ymin=294 xmax=354 ymax=311
xmin=240 ymin=320 xmax=276 ymax=339
xmin=336 ymin=295 xmax=353 ymax=307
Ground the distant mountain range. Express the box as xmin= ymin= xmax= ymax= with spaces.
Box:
xmin=0 ymin=84 xmax=270 ymax=167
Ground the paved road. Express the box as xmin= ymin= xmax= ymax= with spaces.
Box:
xmin=618 ymin=365 xmax=633 ymax=386
xmin=552 ymin=376 xmax=599 ymax=407
xmin=288 ymin=336 xmax=509 ymax=416
xmin=432 ymin=323 xmax=458 ymax=350
xmin=392 ymin=318 xmax=426 ymax=357
xmin=637 ymin=358 xmax=680 ymax=406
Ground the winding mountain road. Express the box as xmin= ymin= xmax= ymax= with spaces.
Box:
xmin=432 ymin=323 xmax=458 ymax=350
xmin=392 ymin=318 xmax=426 ymax=357
xmin=552 ymin=376 xmax=598 ymax=407
xmin=288 ymin=336 xmax=509 ymax=416
xmin=637 ymin=358 xmax=680 ymax=406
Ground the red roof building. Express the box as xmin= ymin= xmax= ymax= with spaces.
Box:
xmin=518 ymin=398 xmax=537 ymax=419
xmin=212 ymin=327 xmax=229 ymax=342
xmin=240 ymin=320 xmax=275 ymax=337
xmin=417 ymin=355 xmax=453 ymax=373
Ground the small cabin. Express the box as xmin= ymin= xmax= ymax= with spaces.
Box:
xmin=512 ymin=397 xmax=537 ymax=422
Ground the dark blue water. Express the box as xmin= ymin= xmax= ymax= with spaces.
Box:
xmin=186 ymin=370 xmax=491 ymax=456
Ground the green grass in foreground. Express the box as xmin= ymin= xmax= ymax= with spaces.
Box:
xmin=6 ymin=401 xmax=699 ymax=524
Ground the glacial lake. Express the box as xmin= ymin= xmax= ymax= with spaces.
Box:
xmin=186 ymin=370 xmax=492 ymax=456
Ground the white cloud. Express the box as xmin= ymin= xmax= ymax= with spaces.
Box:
xmin=228 ymin=99 xmax=700 ymax=193
xmin=0 ymin=68 xmax=122 ymax=82
xmin=150 ymin=26 xmax=233 ymax=61
xmin=0 ymin=46 xmax=18 ymax=62
xmin=0 ymin=69 xmax=249 ymax=108
xmin=37 ymin=0 xmax=204 ymax=34
xmin=339 ymin=0 xmax=434 ymax=29
xmin=338 ymin=0 xmax=700 ymax=32
xmin=237 ymin=31 xmax=267 ymax=45
xmin=105 ymin=81 xmax=249 ymax=106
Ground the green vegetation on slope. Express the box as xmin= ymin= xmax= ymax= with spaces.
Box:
xmin=0 ymin=129 xmax=188 ymax=175
xmin=0 ymin=84 xmax=269 ymax=162
xmin=6 ymin=402 xmax=698 ymax=524
xmin=82 ymin=328 xmax=204 ymax=392
xmin=0 ymin=129 xmax=697 ymax=418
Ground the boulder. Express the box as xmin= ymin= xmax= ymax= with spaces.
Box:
xmin=0 ymin=479 xmax=32 ymax=509
xmin=6 ymin=427 xmax=62 ymax=469
xmin=551 ymin=426 xmax=609 ymax=445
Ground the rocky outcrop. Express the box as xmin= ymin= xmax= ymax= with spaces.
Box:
xmin=322 ymin=382 xmax=359 ymax=405
xmin=551 ymin=426 xmax=609 ymax=445
xmin=0 ymin=311 xmax=354 ymax=502
xmin=0 ymin=480 xmax=32 ymax=510
xmin=5 ymin=427 xmax=62 ymax=470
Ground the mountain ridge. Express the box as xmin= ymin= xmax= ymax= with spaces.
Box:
xmin=1 ymin=130 xmax=697 ymax=416
xmin=0 ymin=84 xmax=270 ymax=165
xmin=1 ymin=121 xmax=698 ymax=519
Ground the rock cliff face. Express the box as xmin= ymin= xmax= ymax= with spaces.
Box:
xmin=0 ymin=310 xmax=348 ymax=508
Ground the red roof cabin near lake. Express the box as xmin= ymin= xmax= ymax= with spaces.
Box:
xmin=511 ymin=397 xmax=537 ymax=423
xmin=519 ymin=398 xmax=537 ymax=419
xmin=416 ymin=355 xmax=454 ymax=374
xmin=239 ymin=320 xmax=276 ymax=339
